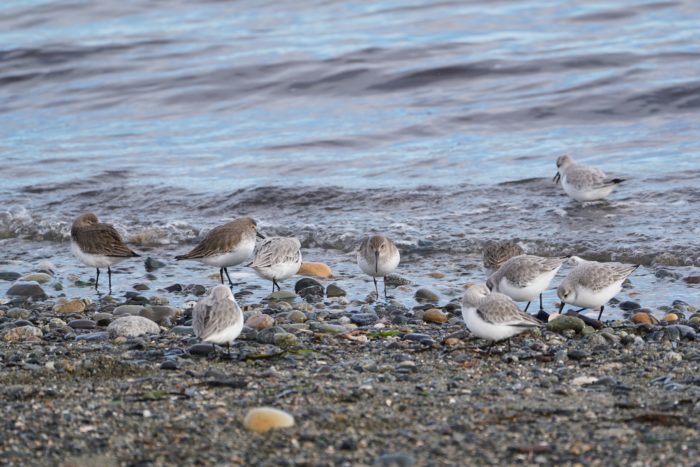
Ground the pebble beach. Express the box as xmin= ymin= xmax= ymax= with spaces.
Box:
xmin=2 ymin=264 xmax=699 ymax=465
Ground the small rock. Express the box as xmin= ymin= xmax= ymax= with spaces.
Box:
xmin=568 ymin=349 xmax=590 ymax=360
xmin=246 ymin=314 xmax=274 ymax=331
xmin=144 ymin=257 xmax=166 ymax=272
xmin=160 ymin=360 xmax=179 ymax=370
xmin=0 ymin=272 xmax=21 ymax=281
xmin=689 ymin=316 xmax=700 ymax=327
xmin=350 ymin=313 xmax=378 ymax=326
xmin=294 ymin=277 xmax=322 ymax=293
xmin=19 ymin=273 xmax=51 ymax=284
xmin=665 ymin=325 xmax=697 ymax=340
xmin=6 ymin=282 xmax=47 ymax=300
xmin=273 ymin=332 xmax=299 ymax=348
xmin=189 ymin=343 xmax=215 ymax=355
xmin=384 ymin=274 xmax=413 ymax=286
xmin=243 ymin=407 xmax=295 ymax=433
xmin=6 ymin=308 xmax=31 ymax=319
xmin=683 ymin=276 xmax=700 ymax=285
xmin=165 ymin=283 xmax=183 ymax=293
xmin=133 ymin=283 xmax=150 ymax=291
xmin=107 ymin=316 xmax=160 ymax=338
xmin=171 ymin=325 xmax=194 ymax=335
xmin=326 ymin=283 xmax=347 ymax=298
xmin=631 ymin=312 xmax=658 ymax=325
xmin=286 ymin=310 xmax=307 ymax=323
xmin=414 ymin=288 xmax=439 ymax=303
xmin=444 ymin=337 xmax=460 ymax=347
xmin=546 ymin=315 xmax=585 ymax=334
xmin=93 ymin=313 xmax=113 ymax=326
xmin=75 ymin=332 xmax=109 ymax=341
xmin=113 ymin=305 xmax=145 ymax=316
xmin=662 ymin=313 xmax=679 ymax=322
xmin=314 ymin=323 xmax=346 ymax=334
xmin=618 ymin=301 xmax=641 ymax=311
xmin=53 ymin=298 xmax=86 ymax=314
xmin=423 ymin=308 xmax=448 ymax=324
xmin=1 ymin=325 xmax=43 ymax=342
xmin=68 ymin=319 xmax=96 ymax=329
xmin=297 ymin=262 xmax=333 ymax=279
xmin=267 ymin=291 xmax=296 ymax=300
xmin=428 ymin=272 xmax=445 ymax=279
xmin=140 ymin=305 xmax=176 ymax=324
xmin=373 ymin=453 xmax=416 ymax=466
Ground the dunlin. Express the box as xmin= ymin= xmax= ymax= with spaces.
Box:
xmin=70 ymin=213 xmax=139 ymax=291
xmin=482 ymin=240 xmax=524 ymax=275
xmin=249 ymin=236 xmax=302 ymax=293
xmin=553 ymin=155 xmax=624 ymax=202
xmin=357 ymin=235 xmax=400 ymax=300
xmin=193 ymin=284 xmax=244 ymax=354
xmin=176 ymin=217 xmax=264 ymax=286
xmin=557 ymin=256 xmax=639 ymax=320
xmin=486 ymin=255 xmax=566 ymax=313
xmin=462 ymin=283 xmax=542 ymax=350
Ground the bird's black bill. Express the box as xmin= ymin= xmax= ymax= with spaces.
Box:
xmin=558 ymin=302 xmax=565 ymax=314
xmin=553 ymin=172 xmax=561 ymax=184
xmin=374 ymin=251 xmax=379 ymax=275
xmin=256 ymin=232 xmax=266 ymax=239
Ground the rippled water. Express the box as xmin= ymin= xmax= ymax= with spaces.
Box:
xmin=1 ymin=1 xmax=698 ymax=314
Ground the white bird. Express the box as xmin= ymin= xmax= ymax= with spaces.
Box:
xmin=486 ymin=255 xmax=566 ymax=313
xmin=193 ymin=285 xmax=244 ymax=353
xmin=357 ymin=235 xmax=400 ymax=300
xmin=462 ymin=284 xmax=543 ymax=351
xmin=553 ymin=155 xmax=624 ymax=202
xmin=250 ymin=236 xmax=302 ymax=293
xmin=557 ymin=256 xmax=639 ymax=320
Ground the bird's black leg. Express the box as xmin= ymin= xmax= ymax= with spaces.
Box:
xmin=576 ymin=307 xmax=587 ymax=313
xmin=506 ymin=339 xmax=512 ymax=353
xmin=219 ymin=268 xmax=224 ymax=285
xmin=273 ymin=279 xmax=280 ymax=292
xmin=107 ymin=266 xmax=112 ymax=292
xmin=597 ymin=306 xmax=605 ymax=321
xmin=383 ymin=277 xmax=388 ymax=301
xmin=226 ymin=342 xmax=231 ymax=357
xmin=524 ymin=301 xmax=531 ymax=312
xmin=223 ymin=268 xmax=234 ymax=287
xmin=486 ymin=341 xmax=495 ymax=356
xmin=539 ymin=293 xmax=544 ymax=311
xmin=373 ymin=277 xmax=378 ymax=297
xmin=95 ymin=268 xmax=100 ymax=289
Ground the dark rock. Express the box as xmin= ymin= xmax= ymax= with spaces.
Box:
xmin=13 ymin=320 xmax=34 ymax=327
xmin=75 ymin=332 xmax=109 ymax=341
xmin=326 ymin=283 xmax=347 ymax=298
xmin=6 ymin=282 xmax=47 ymax=300
xmin=384 ymin=275 xmax=414 ymax=286
xmin=373 ymin=453 xmax=416 ymax=466
xmin=568 ymin=349 xmax=590 ymax=360
xmin=68 ymin=319 xmax=97 ymax=330
xmin=402 ymin=333 xmax=435 ymax=345
xmin=191 ymin=285 xmax=207 ymax=296
xmin=665 ymin=325 xmax=697 ymax=340
xmin=189 ymin=343 xmax=216 ymax=356
xmin=295 ymin=278 xmax=322 ymax=293
xmin=414 ymin=288 xmax=439 ymax=303
xmin=145 ymin=257 xmax=166 ymax=272
xmin=350 ymin=313 xmax=378 ymax=326
xmin=655 ymin=268 xmax=681 ymax=280
xmin=546 ymin=315 xmax=584 ymax=334
xmin=0 ymin=272 xmax=21 ymax=281
xmin=165 ymin=283 xmax=183 ymax=293
xmin=683 ymin=276 xmax=700 ymax=285
xmin=298 ymin=285 xmax=324 ymax=299
xmin=160 ymin=360 xmax=179 ymax=370
xmin=619 ymin=301 xmax=641 ymax=311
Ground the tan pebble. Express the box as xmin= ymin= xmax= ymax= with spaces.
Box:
xmin=662 ymin=313 xmax=678 ymax=322
xmin=428 ymin=272 xmax=445 ymax=279
xmin=423 ymin=308 xmax=448 ymax=324
xmin=53 ymin=298 xmax=87 ymax=314
xmin=631 ymin=312 xmax=658 ymax=325
xmin=1 ymin=325 xmax=43 ymax=342
xmin=547 ymin=312 xmax=561 ymax=322
xmin=113 ymin=336 xmax=127 ymax=344
xmin=444 ymin=337 xmax=460 ymax=347
xmin=246 ymin=314 xmax=274 ymax=330
xmin=297 ymin=262 xmax=333 ymax=279
xmin=243 ymin=407 xmax=295 ymax=433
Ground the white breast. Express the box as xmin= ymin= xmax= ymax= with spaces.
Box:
xmin=197 ymin=237 xmax=256 ymax=268
xmin=71 ymin=241 xmax=127 ymax=269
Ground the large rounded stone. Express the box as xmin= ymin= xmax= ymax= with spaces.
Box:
xmin=20 ymin=273 xmax=52 ymax=284
xmin=2 ymin=325 xmax=43 ymax=342
xmin=297 ymin=262 xmax=332 ymax=279
xmin=546 ymin=315 xmax=585 ymax=334
xmin=423 ymin=308 xmax=448 ymax=324
xmin=415 ymin=288 xmax=439 ymax=303
xmin=243 ymin=407 xmax=295 ymax=433
xmin=53 ymin=298 xmax=87 ymax=314
xmin=107 ymin=316 xmax=160 ymax=338
xmin=6 ymin=282 xmax=47 ymax=300
xmin=246 ymin=314 xmax=274 ymax=330
xmin=113 ymin=305 xmax=145 ymax=316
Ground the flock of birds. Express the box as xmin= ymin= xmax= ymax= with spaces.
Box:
xmin=67 ymin=156 xmax=636 ymax=352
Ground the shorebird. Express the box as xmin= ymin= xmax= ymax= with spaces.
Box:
xmin=553 ymin=155 xmax=624 ymax=202
xmin=486 ymin=255 xmax=566 ymax=313
xmin=175 ymin=217 xmax=264 ymax=286
xmin=249 ymin=237 xmax=302 ymax=293
xmin=357 ymin=235 xmax=400 ymax=300
xmin=557 ymin=256 xmax=639 ymax=321
xmin=482 ymin=240 xmax=524 ymax=276
xmin=70 ymin=213 xmax=140 ymax=291
xmin=193 ymin=284 xmax=244 ymax=354
xmin=462 ymin=283 xmax=543 ymax=352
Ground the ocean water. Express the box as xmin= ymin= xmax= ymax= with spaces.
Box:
xmin=1 ymin=0 xmax=698 ymax=316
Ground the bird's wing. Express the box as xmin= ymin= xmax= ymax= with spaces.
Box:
xmin=250 ymin=238 xmax=301 ymax=268
xmin=176 ymin=224 xmax=242 ymax=259
xmin=477 ymin=295 xmax=542 ymax=327
xmin=75 ymin=223 xmax=138 ymax=257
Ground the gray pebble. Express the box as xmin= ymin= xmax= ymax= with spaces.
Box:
xmin=107 ymin=316 xmax=160 ymax=338
xmin=68 ymin=319 xmax=96 ymax=329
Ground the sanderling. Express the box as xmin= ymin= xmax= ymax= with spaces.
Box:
xmin=357 ymin=235 xmax=400 ymax=300
xmin=483 ymin=240 xmax=524 ymax=275
xmin=249 ymin=236 xmax=302 ymax=292
xmin=193 ymin=284 xmax=244 ymax=354
xmin=557 ymin=256 xmax=639 ymax=320
xmin=462 ymin=283 xmax=543 ymax=350
xmin=553 ymin=155 xmax=624 ymax=202
xmin=176 ymin=217 xmax=264 ymax=286
xmin=70 ymin=213 xmax=140 ymax=291
xmin=486 ymin=255 xmax=566 ymax=313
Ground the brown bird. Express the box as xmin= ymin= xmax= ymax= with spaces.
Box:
xmin=70 ymin=213 xmax=140 ymax=291
xmin=175 ymin=217 xmax=264 ymax=286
